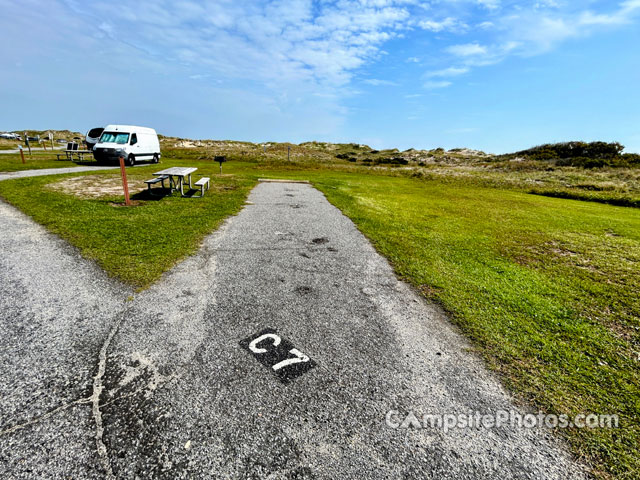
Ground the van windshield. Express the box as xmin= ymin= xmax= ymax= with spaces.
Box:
xmin=99 ymin=132 xmax=129 ymax=144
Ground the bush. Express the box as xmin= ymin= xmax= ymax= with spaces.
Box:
xmin=516 ymin=141 xmax=625 ymax=160
xmin=622 ymin=153 xmax=640 ymax=165
xmin=375 ymin=157 xmax=408 ymax=165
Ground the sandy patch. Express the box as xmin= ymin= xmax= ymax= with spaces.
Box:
xmin=47 ymin=175 xmax=148 ymax=199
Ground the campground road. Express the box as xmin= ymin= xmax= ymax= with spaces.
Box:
xmin=0 ymin=201 xmax=132 ymax=478
xmin=0 ymin=147 xmax=65 ymax=154
xmin=0 ymin=165 xmax=140 ymax=182
xmin=0 ymin=183 xmax=587 ymax=479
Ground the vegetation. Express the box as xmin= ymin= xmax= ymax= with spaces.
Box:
xmin=502 ymin=141 xmax=640 ymax=168
xmin=0 ymin=151 xmax=78 ymax=171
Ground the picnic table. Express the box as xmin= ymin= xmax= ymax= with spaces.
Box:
xmin=152 ymin=167 xmax=197 ymax=196
xmin=56 ymin=150 xmax=93 ymax=161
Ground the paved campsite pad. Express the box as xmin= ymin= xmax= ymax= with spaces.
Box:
xmin=0 ymin=183 xmax=587 ymax=479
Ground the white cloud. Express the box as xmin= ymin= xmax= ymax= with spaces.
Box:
xmin=423 ymin=80 xmax=452 ymax=89
xmin=425 ymin=66 xmax=470 ymax=77
xmin=477 ymin=0 xmax=500 ymax=10
xmin=446 ymin=43 xmax=488 ymax=56
xmin=59 ymin=0 xmax=416 ymax=89
xmin=363 ymin=79 xmax=400 ymax=86
xmin=418 ymin=17 xmax=464 ymax=33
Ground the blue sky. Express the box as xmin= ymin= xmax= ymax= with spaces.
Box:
xmin=1 ymin=0 xmax=639 ymax=153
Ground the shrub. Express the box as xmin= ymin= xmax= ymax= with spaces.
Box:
xmin=516 ymin=141 xmax=625 ymax=160
xmin=374 ymin=157 xmax=408 ymax=165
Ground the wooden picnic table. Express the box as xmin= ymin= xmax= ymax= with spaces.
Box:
xmin=152 ymin=167 xmax=197 ymax=196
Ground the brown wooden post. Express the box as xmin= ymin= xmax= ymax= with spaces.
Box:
xmin=119 ymin=155 xmax=131 ymax=206
xmin=19 ymin=146 xmax=25 ymax=164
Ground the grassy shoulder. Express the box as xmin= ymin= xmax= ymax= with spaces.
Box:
xmin=0 ymin=151 xmax=78 ymax=172
xmin=0 ymin=155 xmax=638 ymax=478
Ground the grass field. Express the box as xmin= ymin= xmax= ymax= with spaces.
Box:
xmin=0 ymin=150 xmax=78 ymax=171
xmin=0 ymin=152 xmax=638 ymax=479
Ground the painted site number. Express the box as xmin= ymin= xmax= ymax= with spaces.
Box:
xmin=240 ymin=328 xmax=316 ymax=383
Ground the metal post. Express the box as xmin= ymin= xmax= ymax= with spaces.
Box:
xmin=24 ymin=132 xmax=32 ymax=157
xmin=119 ymin=155 xmax=131 ymax=206
xmin=19 ymin=145 xmax=25 ymax=164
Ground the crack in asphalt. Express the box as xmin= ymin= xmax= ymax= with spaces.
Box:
xmin=0 ymin=396 xmax=93 ymax=437
xmin=90 ymin=308 xmax=130 ymax=480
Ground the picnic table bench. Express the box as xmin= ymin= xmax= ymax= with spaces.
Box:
xmin=144 ymin=175 xmax=169 ymax=195
xmin=193 ymin=177 xmax=210 ymax=197
xmin=56 ymin=150 xmax=94 ymax=161
xmin=149 ymin=167 xmax=198 ymax=197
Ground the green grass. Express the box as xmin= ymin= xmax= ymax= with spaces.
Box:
xmin=0 ymin=151 xmax=78 ymax=171
xmin=0 ymin=155 xmax=638 ymax=478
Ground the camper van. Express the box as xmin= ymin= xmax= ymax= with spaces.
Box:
xmin=85 ymin=127 xmax=104 ymax=151
xmin=92 ymin=125 xmax=161 ymax=166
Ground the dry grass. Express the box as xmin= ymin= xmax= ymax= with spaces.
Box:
xmin=46 ymin=175 xmax=148 ymax=199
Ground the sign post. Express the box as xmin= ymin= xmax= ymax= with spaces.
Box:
xmin=19 ymin=145 xmax=25 ymax=164
xmin=49 ymin=132 xmax=54 ymax=150
xmin=24 ymin=132 xmax=32 ymax=157
xmin=118 ymin=153 xmax=131 ymax=206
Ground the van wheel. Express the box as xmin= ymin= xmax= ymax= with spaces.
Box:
xmin=127 ymin=154 xmax=135 ymax=166
xmin=153 ymin=154 xmax=159 ymax=164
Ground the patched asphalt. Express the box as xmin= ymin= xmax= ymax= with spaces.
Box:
xmin=0 ymin=182 xmax=587 ymax=479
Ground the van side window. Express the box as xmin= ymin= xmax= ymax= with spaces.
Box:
xmin=130 ymin=133 xmax=138 ymax=146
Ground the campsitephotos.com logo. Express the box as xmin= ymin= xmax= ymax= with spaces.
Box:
xmin=385 ymin=410 xmax=619 ymax=433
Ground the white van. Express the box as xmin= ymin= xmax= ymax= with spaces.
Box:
xmin=93 ymin=125 xmax=161 ymax=166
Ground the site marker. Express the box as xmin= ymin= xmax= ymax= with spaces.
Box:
xmin=119 ymin=154 xmax=132 ymax=206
